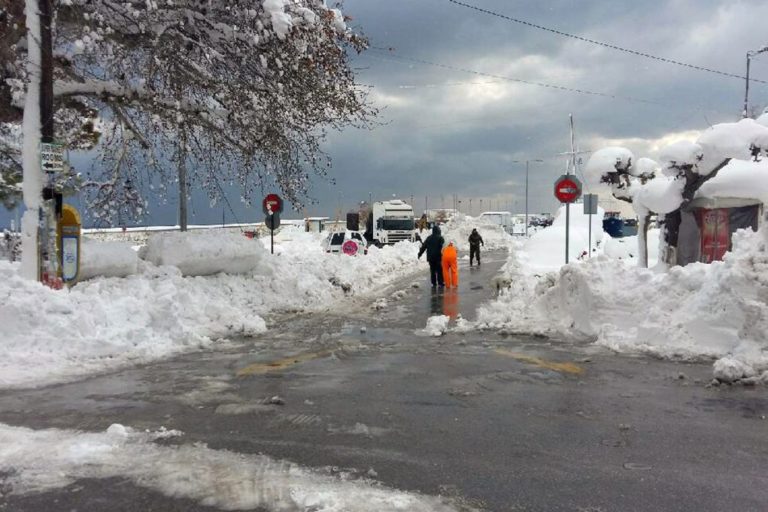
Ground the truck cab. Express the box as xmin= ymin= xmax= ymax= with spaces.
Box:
xmin=367 ymin=200 xmax=417 ymax=246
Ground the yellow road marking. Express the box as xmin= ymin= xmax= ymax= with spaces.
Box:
xmin=494 ymin=349 xmax=584 ymax=375
xmin=236 ymin=350 xmax=333 ymax=377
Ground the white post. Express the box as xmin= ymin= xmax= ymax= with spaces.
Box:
xmin=525 ymin=160 xmax=529 ymax=238
xmin=20 ymin=0 xmax=44 ymax=280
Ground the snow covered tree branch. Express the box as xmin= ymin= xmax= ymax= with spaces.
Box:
xmin=2 ymin=0 xmax=377 ymax=222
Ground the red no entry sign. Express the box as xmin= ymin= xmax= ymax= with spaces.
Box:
xmin=262 ymin=193 xmax=283 ymax=214
xmin=554 ymin=175 xmax=582 ymax=203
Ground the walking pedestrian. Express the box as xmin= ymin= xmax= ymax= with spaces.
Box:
xmin=418 ymin=225 xmax=445 ymax=287
xmin=468 ymin=228 xmax=484 ymax=266
xmin=441 ymin=240 xmax=458 ymax=288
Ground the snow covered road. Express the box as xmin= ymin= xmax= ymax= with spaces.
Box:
xmin=1 ymin=251 xmax=767 ymax=511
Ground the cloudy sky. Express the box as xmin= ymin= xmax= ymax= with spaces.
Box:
xmin=3 ymin=0 xmax=768 ymax=227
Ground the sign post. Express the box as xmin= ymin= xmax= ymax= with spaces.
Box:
xmin=265 ymin=212 xmax=281 ymax=254
xmin=40 ymin=142 xmax=65 ymax=288
xmin=583 ymin=194 xmax=598 ymax=258
xmin=553 ymin=174 xmax=582 ymax=264
xmin=263 ymin=194 xmax=283 ymax=255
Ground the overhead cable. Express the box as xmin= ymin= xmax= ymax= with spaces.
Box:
xmin=446 ymin=0 xmax=768 ymax=85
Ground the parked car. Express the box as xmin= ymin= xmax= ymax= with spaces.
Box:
xmin=323 ymin=230 xmax=368 ymax=255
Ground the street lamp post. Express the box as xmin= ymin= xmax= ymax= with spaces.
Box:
xmin=512 ymin=159 xmax=543 ymax=237
xmin=743 ymin=45 xmax=768 ymax=118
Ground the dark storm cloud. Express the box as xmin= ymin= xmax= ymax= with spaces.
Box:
xmin=304 ymin=0 xmax=768 ymax=218
xmin=4 ymin=0 xmax=767 ymax=227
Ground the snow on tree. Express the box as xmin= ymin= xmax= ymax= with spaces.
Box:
xmin=586 ymin=118 xmax=768 ymax=269
xmin=3 ymin=0 xmax=376 ymax=226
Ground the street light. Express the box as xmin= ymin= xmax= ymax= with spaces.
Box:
xmin=512 ymin=159 xmax=543 ymax=237
xmin=743 ymin=45 xmax=768 ymax=118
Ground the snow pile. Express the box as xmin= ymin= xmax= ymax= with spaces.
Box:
xmin=712 ymin=357 xmax=757 ymax=384
xmin=632 ymin=175 xmax=685 ymax=215
xmin=422 ymin=315 xmax=450 ymax=336
xmin=476 ymin=226 xmax=768 ymax=378
xmin=0 ymin=229 xmax=424 ymax=389
xmin=696 ymin=158 xmax=768 ymax=202
xmin=263 ymin=0 xmax=293 ymax=39
xmin=518 ymin=204 xmax=605 ymax=273
xmin=79 ymin=239 xmax=139 ymax=280
xmin=602 ymin=229 xmax=661 ymax=267
xmin=439 ymin=214 xmax=513 ymax=251
xmin=0 ymin=423 xmax=464 ymax=512
xmin=143 ymin=231 xmax=264 ymax=276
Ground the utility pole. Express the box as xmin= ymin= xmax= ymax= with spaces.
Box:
xmin=743 ymin=45 xmax=768 ymax=118
xmin=39 ymin=0 xmax=54 ymax=144
xmin=512 ymin=159 xmax=543 ymax=237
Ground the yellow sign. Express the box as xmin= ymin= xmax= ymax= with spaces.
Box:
xmin=58 ymin=204 xmax=81 ymax=285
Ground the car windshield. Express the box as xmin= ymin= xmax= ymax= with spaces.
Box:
xmin=381 ymin=219 xmax=413 ymax=231
xmin=330 ymin=233 xmax=345 ymax=245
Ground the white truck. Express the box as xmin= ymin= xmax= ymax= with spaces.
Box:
xmin=366 ymin=200 xmax=417 ymax=246
xmin=479 ymin=211 xmax=514 ymax=234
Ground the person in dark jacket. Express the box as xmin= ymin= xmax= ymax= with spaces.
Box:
xmin=468 ymin=228 xmax=484 ymax=266
xmin=418 ymin=225 xmax=445 ymax=287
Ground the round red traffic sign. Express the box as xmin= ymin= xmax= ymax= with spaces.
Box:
xmin=554 ymin=175 xmax=582 ymax=203
xmin=262 ymin=193 xmax=283 ymax=214
xmin=341 ymin=239 xmax=359 ymax=256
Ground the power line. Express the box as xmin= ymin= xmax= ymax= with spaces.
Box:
xmin=367 ymin=48 xmax=670 ymax=107
xmin=446 ymin=0 xmax=768 ymax=85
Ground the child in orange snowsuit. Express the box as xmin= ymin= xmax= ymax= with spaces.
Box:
xmin=441 ymin=241 xmax=459 ymax=288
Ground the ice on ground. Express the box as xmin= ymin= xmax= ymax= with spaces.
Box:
xmin=423 ymin=315 xmax=450 ymax=336
xmin=0 ymin=228 xmax=423 ymax=389
xmin=475 ymin=225 xmax=768 ymax=379
xmin=79 ymin=239 xmax=139 ymax=280
xmin=0 ymin=423 xmax=465 ymax=512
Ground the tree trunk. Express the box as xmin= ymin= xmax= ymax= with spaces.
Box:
xmin=637 ymin=213 xmax=651 ymax=268
xmin=178 ymin=133 xmax=188 ymax=232
xmin=661 ymin=158 xmax=732 ymax=267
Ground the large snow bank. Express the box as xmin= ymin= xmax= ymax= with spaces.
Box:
xmin=602 ymin=228 xmax=661 ymax=267
xmin=476 ymin=226 xmax=768 ymax=379
xmin=518 ymin=204 xmax=604 ymax=273
xmin=79 ymin=239 xmax=138 ymax=280
xmin=0 ymin=229 xmax=422 ymax=389
xmin=439 ymin=214 xmax=513 ymax=251
xmin=0 ymin=423 xmax=462 ymax=512
xmin=143 ymin=231 xmax=263 ymax=276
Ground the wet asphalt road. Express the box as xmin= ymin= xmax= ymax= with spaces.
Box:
xmin=1 ymin=251 xmax=768 ymax=511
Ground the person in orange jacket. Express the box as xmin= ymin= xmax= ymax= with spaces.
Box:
xmin=441 ymin=241 xmax=459 ymax=288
